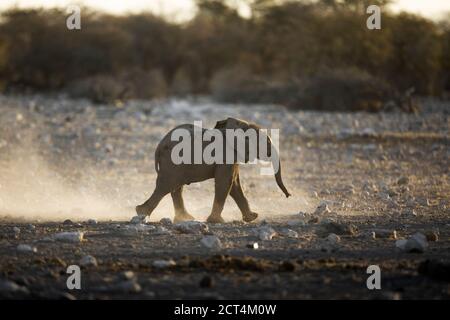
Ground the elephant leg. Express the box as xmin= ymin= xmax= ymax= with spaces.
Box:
xmin=206 ymin=165 xmax=235 ymax=224
xmin=229 ymin=175 xmax=258 ymax=223
xmin=136 ymin=177 xmax=171 ymax=218
xmin=171 ymin=186 xmax=195 ymax=223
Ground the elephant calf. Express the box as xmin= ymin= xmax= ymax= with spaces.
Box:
xmin=136 ymin=117 xmax=291 ymax=223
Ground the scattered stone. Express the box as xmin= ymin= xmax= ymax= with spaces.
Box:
xmin=257 ymin=226 xmax=277 ymax=241
xmin=372 ymin=229 xmax=398 ymax=239
xmin=402 ymin=208 xmax=417 ymax=217
xmin=314 ymin=202 xmax=331 ymax=215
xmin=246 ymin=242 xmax=259 ymax=249
xmin=326 ymin=233 xmax=341 ymax=244
xmin=130 ymin=215 xmax=146 ymax=224
xmin=159 ymin=218 xmax=172 ymax=226
xmin=120 ymin=271 xmax=136 ymax=280
xmin=174 ymin=221 xmax=209 ymax=234
xmin=425 ymin=231 xmax=439 ymax=242
xmin=87 ymin=218 xmax=98 ymax=225
xmin=16 ymin=244 xmax=37 ymax=253
xmin=154 ymin=226 xmax=171 ymax=235
xmin=63 ymin=219 xmax=73 ymax=225
xmin=200 ymin=235 xmax=222 ymax=250
xmin=13 ymin=227 xmax=20 ymax=234
xmin=152 ymin=259 xmax=176 ymax=268
xmin=53 ymin=231 xmax=84 ymax=243
xmin=79 ymin=255 xmax=98 ymax=267
xmin=279 ymin=229 xmax=299 ymax=238
xmin=199 ymin=275 xmax=214 ymax=288
xmin=26 ymin=224 xmax=36 ymax=231
xmin=396 ymin=233 xmax=428 ymax=253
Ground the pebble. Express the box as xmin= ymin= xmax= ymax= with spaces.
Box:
xmin=425 ymin=231 xmax=439 ymax=242
xmin=279 ymin=229 xmax=299 ymax=238
xmin=318 ymin=221 xmax=358 ymax=237
xmin=63 ymin=219 xmax=73 ymax=225
xmin=174 ymin=221 xmax=209 ymax=234
xmin=79 ymin=255 xmax=98 ymax=267
xmin=396 ymin=233 xmax=428 ymax=253
xmin=16 ymin=244 xmax=37 ymax=253
xmin=246 ymin=242 xmax=259 ymax=249
xmin=200 ymin=235 xmax=222 ymax=249
xmin=397 ymin=176 xmax=409 ymax=185
xmin=160 ymin=218 xmax=172 ymax=225
xmin=152 ymin=259 xmax=176 ymax=268
xmin=13 ymin=227 xmax=20 ymax=234
xmin=326 ymin=233 xmax=341 ymax=244
xmin=257 ymin=226 xmax=277 ymax=241
xmin=54 ymin=231 xmax=84 ymax=243
xmin=314 ymin=202 xmax=331 ymax=215
xmin=372 ymin=229 xmax=397 ymax=239
xmin=87 ymin=218 xmax=98 ymax=225
xmin=130 ymin=215 xmax=146 ymax=224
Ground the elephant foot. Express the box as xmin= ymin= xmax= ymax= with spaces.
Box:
xmin=173 ymin=212 xmax=195 ymax=223
xmin=135 ymin=204 xmax=148 ymax=217
xmin=206 ymin=214 xmax=225 ymax=224
xmin=242 ymin=211 xmax=258 ymax=223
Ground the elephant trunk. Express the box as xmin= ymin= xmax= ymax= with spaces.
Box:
xmin=272 ymin=149 xmax=291 ymax=198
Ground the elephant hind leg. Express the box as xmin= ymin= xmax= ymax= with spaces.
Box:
xmin=229 ymin=175 xmax=258 ymax=223
xmin=136 ymin=178 xmax=171 ymax=218
xmin=171 ymin=186 xmax=195 ymax=223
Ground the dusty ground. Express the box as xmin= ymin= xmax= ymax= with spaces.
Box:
xmin=0 ymin=94 xmax=449 ymax=299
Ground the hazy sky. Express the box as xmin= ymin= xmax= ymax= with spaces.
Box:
xmin=0 ymin=0 xmax=449 ymax=21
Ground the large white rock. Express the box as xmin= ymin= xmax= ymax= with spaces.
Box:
xmin=396 ymin=233 xmax=428 ymax=253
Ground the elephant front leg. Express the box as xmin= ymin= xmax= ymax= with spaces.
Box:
xmin=206 ymin=165 xmax=235 ymax=224
xmin=229 ymin=175 xmax=258 ymax=223
xmin=171 ymin=186 xmax=195 ymax=223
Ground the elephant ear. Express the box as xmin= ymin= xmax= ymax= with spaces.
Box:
xmin=214 ymin=119 xmax=228 ymax=129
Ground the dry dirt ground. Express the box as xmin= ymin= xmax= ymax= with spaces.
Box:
xmin=0 ymin=95 xmax=449 ymax=299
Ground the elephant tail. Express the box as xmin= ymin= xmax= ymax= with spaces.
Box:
xmin=154 ymin=146 xmax=161 ymax=173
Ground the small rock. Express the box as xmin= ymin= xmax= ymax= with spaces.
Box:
xmin=79 ymin=255 xmax=98 ymax=267
xmin=87 ymin=218 xmax=98 ymax=225
xmin=257 ymin=226 xmax=277 ymax=241
xmin=54 ymin=231 xmax=84 ymax=243
xmin=120 ymin=271 xmax=136 ymax=280
xmin=16 ymin=244 xmax=37 ymax=253
xmin=159 ymin=218 xmax=172 ymax=226
xmin=396 ymin=233 xmax=428 ymax=253
xmin=326 ymin=233 xmax=341 ymax=244
xmin=397 ymin=176 xmax=409 ymax=185
xmin=63 ymin=219 xmax=73 ymax=225
xmin=174 ymin=221 xmax=209 ymax=234
xmin=246 ymin=242 xmax=259 ymax=249
xmin=13 ymin=227 xmax=20 ymax=234
xmin=314 ymin=202 xmax=331 ymax=215
xmin=425 ymin=231 xmax=438 ymax=242
xmin=318 ymin=221 xmax=358 ymax=237
xmin=130 ymin=215 xmax=146 ymax=224
xmin=112 ymin=280 xmax=141 ymax=293
xmin=279 ymin=229 xmax=298 ymax=238
xmin=152 ymin=259 xmax=176 ymax=268
xmin=26 ymin=224 xmax=36 ymax=231
xmin=402 ymin=208 xmax=417 ymax=217
xmin=200 ymin=235 xmax=222 ymax=249
xmin=372 ymin=229 xmax=398 ymax=239
xmin=154 ymin=226 xmax=171 ymax=235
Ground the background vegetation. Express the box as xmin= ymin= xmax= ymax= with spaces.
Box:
xmin=0 ymin=0 xmax=448 ymax=111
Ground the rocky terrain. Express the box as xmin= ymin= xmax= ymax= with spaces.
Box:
xmin=0 ymin=94 xmax=449 ymax=299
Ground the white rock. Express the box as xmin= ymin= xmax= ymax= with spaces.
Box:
xmin=130 ymin=215 xmax=146 ymax=224
xmin=174 ymin=221 xmax=208 ymax=234
xmin=396 ymin=233 xmax=428 ymax=253
xmin=13 ymin=227 xmax=20 ymax=234
xmin=54 ymin=231 xmax=84 ymax=243
xmin=314 ymin=202 xmax=331 ymax=215
xmin=152 ymin=259 xmax=176 ymax=268
xmin=279 ymin=229 xmax=299 ymax=238
xmin=16 ymin=244 xmax=37 ymax=253
xmin=159 ymin=218 xmax=172 ymax=225
xmin=79 ymin=255 xmax=98 ymax=267
xmin=258 ymin=226 xmax=277 ymax=241
xmin=200 ymin=235 xmax=222 ymax=249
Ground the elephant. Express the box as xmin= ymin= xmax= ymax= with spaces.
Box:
xmin=135 ymin=117 xmax=291 ymax=223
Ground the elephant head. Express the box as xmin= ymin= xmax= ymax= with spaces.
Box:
xmin=214 ymin=117 xmax=291 ymax=198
